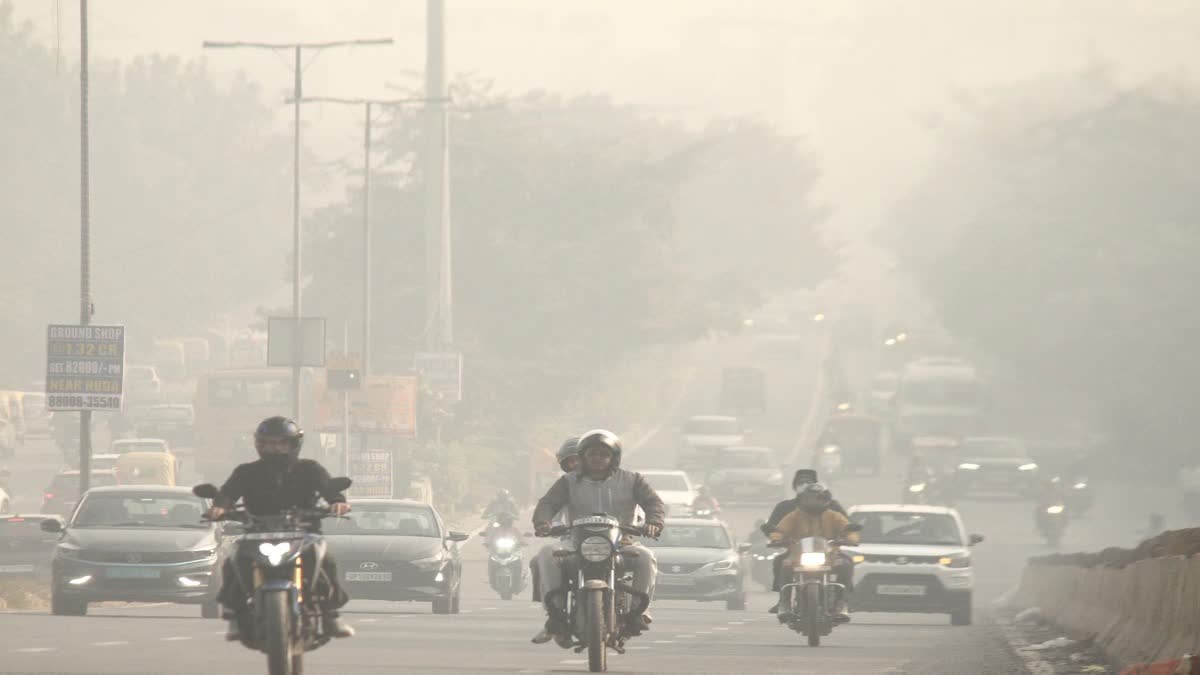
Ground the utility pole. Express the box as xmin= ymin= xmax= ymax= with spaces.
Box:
xmin=202 ymin=37 xmax=393 ymax=421
xmin=78 ymin=0 xmax=92 ymax=493
xmin=424 ymin=0 xmax=452 ymax=349
xmin=284 ymin=96 xmax=438 ymax=378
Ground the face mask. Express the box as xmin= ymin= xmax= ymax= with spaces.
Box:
xmin=262 ymin=452 xmax=293 ymax=467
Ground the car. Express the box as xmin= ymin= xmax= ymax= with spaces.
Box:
xmin=953 ymin=437 xmax=1041 ymax=498
xmin=705 ymin=446 xmax=784 ymax=502
xmin=867 ymin=371 xmax=899 ymax=418
xmin=647 ymin=517 xmax=750 ymax=610
xmin=0 ymin=514 xmax=62 ymax=579
xmin=638 ymin=470 xmax=698 ymax=517
xmin=135 ymin=404 xmax=195 ymax=448
xmin=844 ymin=504 xmax=984 ymax=625
xmin=720 ymin=367 xmax=766 ymax=415
xmin=43 ymin=485 xmax=225 ymax=617
xmin=111 ymin=437 xmax=172 ymax=455
xmin=125 ymin=365 xmax=162 ymax=398
xmin=42 ymin=469 xmax=118 ymax=516
xmin=324 ymin=499 xmax=468 ymax=614
xmin=90 ymin=453 xmax=121 ymax=471
xmin=21 ymin=392 xmax=51 ymax=437
xmin=679 ymin=415 xmax=746 ymax=468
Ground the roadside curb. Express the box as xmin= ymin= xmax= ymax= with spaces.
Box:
xmin=996 ymin=614 xmax=1059 ymax=675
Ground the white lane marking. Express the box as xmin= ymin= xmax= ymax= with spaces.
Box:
xmin=727 ymin=621 xmax=744 ymax=625
xmin=695 ymin=631 xmax=712 ymax=635
xmin=460 ymin=609 xmax=474 ymax=614
xmin=628 ymin=646 xmax=651 ymax=650
xmin=12 ymin=647 xmax=56 ymax=653
xmin=481 ymin=607 xmax=498 ymax=611
xmin=161 ymin=636 xmax=192 ymax=641
xmin=393 ymin=614 xmax=414 ymax=618
xmin=674 ymin=634 xmax=695 ymax=638
xmin=560 ymin=659 xmax=586 ymax=665
xmin=652 ymin=640 xmax=676 ymax=644
xmin=712 ymin=627 xmax=730 ymax=631
xmin=358 ymin=618 xmax=378 ymax=623
xmin=90 ymin=641 xmax=130 ymax=647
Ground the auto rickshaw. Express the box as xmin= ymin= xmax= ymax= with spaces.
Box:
xmin=819 ymin=413 xmax=883 ymax=476
xmin=114 ymin=450 xmax=177 ymax=486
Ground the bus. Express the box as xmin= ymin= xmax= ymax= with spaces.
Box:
xmin=892 ymin=357 xmax=988 ymax=453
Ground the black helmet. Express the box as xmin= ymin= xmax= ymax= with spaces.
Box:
xmin=556 ymin=437 xmax=581 ymax=471
xmin=577 ymin=429 xmax=623 ymax=470
xmin=797 ymin=482 xmax=831 ymax=511
xmin=254 ymin=416 xmax=303 ymax=462
xmin=793 ymin=469 xmax=818 ymax=489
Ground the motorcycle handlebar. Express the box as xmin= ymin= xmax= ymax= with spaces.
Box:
xmin=538 ymin=524 xmax=655 ymax=539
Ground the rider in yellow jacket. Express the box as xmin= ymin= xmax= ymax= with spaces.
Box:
xmin=770 ymin=483 xmax=859 ymax=622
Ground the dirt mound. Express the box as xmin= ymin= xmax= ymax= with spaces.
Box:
xmin=1031 ymin=527 xmax=1200 ymax=568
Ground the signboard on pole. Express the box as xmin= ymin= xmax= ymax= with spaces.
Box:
xmin=267 ymin=317 xmax=326 ymax=367
xmin=347 ymin=448 xmax=393 ymax=498
xmin=414 ymin=351 xmax=463 ymax=402
xmin=45 ymin=324 xmax=125 ymax=411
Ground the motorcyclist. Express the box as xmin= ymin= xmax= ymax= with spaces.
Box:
xmin=530 ymin=437 xmax=580 ymax=603
xmin=762 ymin=469 xmax=845 ymax=613
xmin=531 ymin=430 xmax=665 ymax=645
xmin=770 ymin=482 xmax=858 ymax=623
xmin=691 ymin=485 xmax=720 ymax=516
xmin=1033 ymin=477 xmax=1068 ymax=535
xmin=205 ymin=416 xmax=354 ymax=641
xmin=484 ymin=488 xmax=519 ymax=520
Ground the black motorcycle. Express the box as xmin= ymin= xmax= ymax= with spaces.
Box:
xmin=482 ymin=513 xmax=527 ymax=600
xmin=772 ymin=525 xmax=859 ymax=647
xmin=193 ymin=479 xmax=351 ymax=675
xmin=540 ymin=515 xmax=651 ymax=673
xmin=1036 ymin=502 xmax=1067 ymax=546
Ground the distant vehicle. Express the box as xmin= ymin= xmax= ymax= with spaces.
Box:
xmin=150 ymin=340 xmax=187 ymax=382
xmin=706 ymin=446 xmax=783 ymax=501
xmin=135 ymin=404 xmax=195 ymax=447
xmin=90 ymin=453 xmax=121 ymax=472
xmin=0 ymin=391 xmax=27 ymax=443
xmin=638 ymin=470 xmax=698 ymax=517
xmin=648 ymin=517 xmax=749 ymax=610
xmin=124 ymin=365 xmax=163 ymax=408
xmin=21 ymin=392 xmax=51 ymax=437
xmin=953 ymin=437 xmax=1040 ymax=498
xmin=867 ymin=371 xmax=899 ymax=418
xmin=845 ymin=504 xmax=983 ymax=626
xmin=892 ymin=358 xmax=987 ymax=452
xmin=325 ymin=499 xmax=466 ymax=614
xmin=0 ymin=514 xmax=62 ymax=579
xmin=679 ymin=415 xmax=747 ymax=469
xmin=43 ymin=485 xmax=224 ymax=617
xmin=818 ymin=414 xmax=883 ymax=476
xmin=111 ymin=438 xmax=172 ymax=455
xmin=720 ymin=367 xmax=766 ymax=415
xmin=42 ymin=469 xmax=118 ymax=516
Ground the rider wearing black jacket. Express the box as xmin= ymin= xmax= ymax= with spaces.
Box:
xmin=762 ymin=469 xmax=847 ymax=612
xmin=205 ymin=417 xmax=354 ymax=640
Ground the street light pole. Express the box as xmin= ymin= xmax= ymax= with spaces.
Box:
xmin=201 ymin=38 xmax=392 ymax=422
xmin=78 ymin=0 xmax=92 ymax=493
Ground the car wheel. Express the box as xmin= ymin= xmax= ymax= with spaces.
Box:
xmin=432 ymin=595 xmax=452 ymax=614
xmin=51 ymin=588 xmax=87 ymax=616
xmin=725 ymin=593 xmax=746 ymax=611
xmin=450 ymin=586 xmax=462 ymax=614
xmin=950 ymin=594 xmax=972 ymax=626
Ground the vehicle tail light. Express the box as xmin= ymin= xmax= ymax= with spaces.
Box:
xmin=6 ymin=517 xmax=25 ymax=522
xmin=43 ymin=493 xmax=54 ymax=501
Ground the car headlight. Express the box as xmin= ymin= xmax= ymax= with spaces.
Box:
xmin=1046 ymin=505 xmax=1065 ymax=514
xmin=958 ymin=463 xmax=980 ymax=471
xmin=1018 ymin=463 xmax=1038 ymax=471
xmin=711 ymin=558 xmax=736 ymax=571
xmin=939 ymin=553 xmax=971 ymax=568
xmin=189 ymin=548 xmax=217 ymax=560
xmin=908 ymin=482 xmax=926 ymax=493
xmin=799 ymin=552 xmax=827 ymax=567
xmin=822 ymin=445 xmax=839 ymax=454
xmin=1073 ymin=482 xmax=1087 ymax=490
xmin=258 ymin=542 xmax=295 ymax=567
xmin=411 ymin=552 xmax=445 ymax=570
xmin=580 ymin=536 xmax=613 ymax=562
xmin=851 ymin=554 xmax=865 ymax=564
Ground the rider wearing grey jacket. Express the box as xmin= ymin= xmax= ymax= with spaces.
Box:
xmin=530 ymin=430 xmax=665 ymax=645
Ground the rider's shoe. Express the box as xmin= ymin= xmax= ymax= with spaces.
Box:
xmin=531 ymin=628 xmax=554 ymax=644
xmin=833 ymin=612 xmax=851 ymax=624
xmin=224 ymin=617 xmax=241 ymax=641
xmin=323 ymin=614 xmax=355 ymax=638
xmin=767 ymin=603 xmax=779 ymax=614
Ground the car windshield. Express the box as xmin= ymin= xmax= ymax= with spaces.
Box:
xmin=642 ymin=474 xmax=690 ymax=492
xmin=963 ymin=439 xmax=1027 ymax=458
xmin=644 ymin=525 xmax=730 ymax=549
xmin=326 ymin=505 xmax=440 ymax=537
xmin=851 ymin=512 xmax=963 ymax=546
xmin=718 ymin=449 xmax=774 ymax=468
xmin=685 ymin=418 xmax=739 ymax=435
xmin=901 ymin=379 xmax=981 ymax=407
xmin=72 ymin=493 xmax=207 ymax=528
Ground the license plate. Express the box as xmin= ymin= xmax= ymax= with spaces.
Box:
xmin=0 ymin=564 xmax=34 ymax=574
xmin=106 ymin=567 xmax=161 ymax=579
xmin=876 ymin=584 xmax=926 ymax=596
xmin=345 ymin=572 xmax=392 ymax=582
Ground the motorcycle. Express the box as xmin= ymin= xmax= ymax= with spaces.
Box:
xmin=772 ymin=525 xmax=859 ymax=647
xmin=540 ymin=515 xmax=651 ymax=672
xmin=482 ymin=515 xmax=527 ymax=600
xmin=816 ymin=444 xmax=842 ymax=482
xmin=193 ymin=479 xmax=351 ymax=675
xmin=903 ymin=468 xmax=956 ymax=506
xmin=1037 ymin=503 xmax=1068 ymax=546
xmin=1060 ymin=477 xmax=1093 ymax=516
xmin=690 ymin=496 xmax=720 ymax=519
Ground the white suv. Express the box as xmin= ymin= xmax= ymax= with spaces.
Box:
xmin=843 ymin=504 xmax=984 ymax=625
xmin=638 ymin=470 xmax=698 ymax=517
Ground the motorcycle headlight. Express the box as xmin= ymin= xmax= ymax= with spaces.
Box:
xmin=958 ymin=463 xmax=980 ymax=471
xmin=799 ymin=552 xmax=827 ymax=567
xmin=493 ymin=537 xmax=515 ymax=553
xmin=1046 ymin=505 xmax=1065 ymax=515
xmin=580 ymin=536 xmax=613 ymax=562
xmin=1018 ymin=463 xmax=1038 ymax=471
xmin=909 ymin=483 xmax=926 ymax=493
xmin=767 ymin=471 xmax=783 ymax=485
xmin=938 ymin=553 xmax=971 ymax=568
xmin=257 ymin=542 xmax=296 ymax=567
xmin=1073 ymin=482 xmax=1087 ymax=490
xmin=823 ymin=445 xmax=839 ymax=454
xmin=711 ymin=558 xmax=736 ymax=572
xmin=412 ymin=552 xmax=445 ymax=570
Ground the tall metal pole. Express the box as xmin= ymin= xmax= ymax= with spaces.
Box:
xmin=424 ymin=0 xmax=451 ymax=349
xmin=362 ymin=102 xmax=372 ymax=377
xmin=291 ymin=45 xmax=303 ymax=421
xmin=78 ymin=0 xmax=92 ymax=493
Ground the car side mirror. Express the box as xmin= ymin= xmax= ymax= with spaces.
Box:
xmin=737 ymin=542 xmax=752 ymax=554
xmin=446 ymin=530 xmax=470 ymax=543
xmin=327 ymin=477 xmax=353 ymax=493
xmin=41 ymin=519 xmax=64 ymax=533
xmin=192 ymin=483 xmax=219 ymax=499
xmin=845 ymin=522 xmax=864 ymax=533
xmin=969 ymin=534 xmax=984 ymax=546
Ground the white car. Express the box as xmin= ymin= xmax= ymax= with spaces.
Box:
xmin=639 ymin=470 xmax=698 ymax=517
xmin=843 ymin=504 xmax=984 ymax=626
xmin=679 ymin=415 xmax=746 ymax=468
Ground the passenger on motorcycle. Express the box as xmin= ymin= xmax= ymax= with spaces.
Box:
xmin=484 ymin=488 xmax=520 ymax=520
xmin=530 ymin=437 xmax=580 ymax=602
xmin=204 ymin=416 xmax=354 ymax=640
xmin=762 ymin=469 xmax=846 ymax=612
xmin=530 ymin=430 xmax=665 ymax=645
xmin=691 ymin=485 xmax=720 ymax=516
xmin=770 ymin=483 xmax=858 ymax=622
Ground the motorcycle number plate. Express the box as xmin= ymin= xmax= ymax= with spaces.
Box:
xmin=345 ymin=572 xmax=392 ymax=582
xmin=876 ymin=584 xmax=925 ymax=596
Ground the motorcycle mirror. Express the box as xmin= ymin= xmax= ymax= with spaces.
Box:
xmin=192 ymin=483 xmax=219 ymax=500
xmin=327 ymin=477 xmax=353 ymax=492
xmin=40 ymin=518 xmax=64 ymax=533
xmin=969 ymin=533 xmax=985 ymax=546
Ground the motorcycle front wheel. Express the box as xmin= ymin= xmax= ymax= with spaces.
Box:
xmin=804 ymin=584 xmax=822 ymax=647
xmin=263 ymin=590 xmax=293 ymax=675
xmin=587 ymin=588 xmax=607 ymax=672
